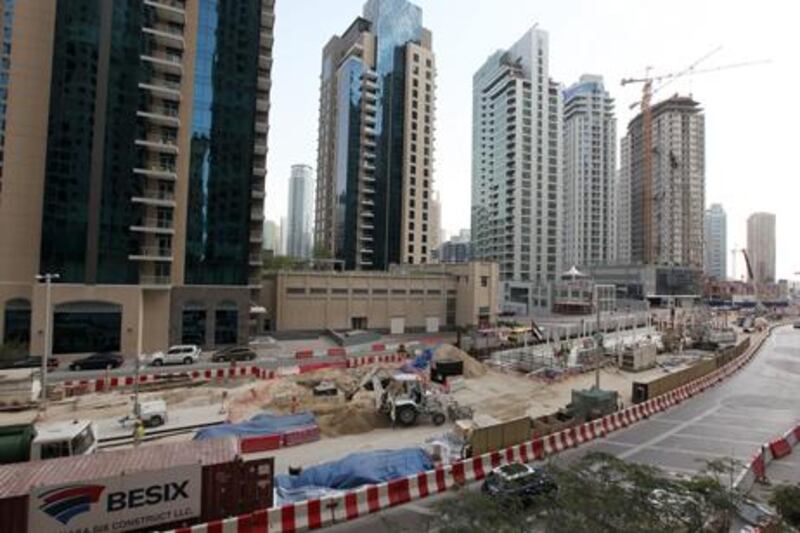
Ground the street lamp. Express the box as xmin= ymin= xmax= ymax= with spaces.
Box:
xmin=35 ymin=272 xmax=60 ymax=408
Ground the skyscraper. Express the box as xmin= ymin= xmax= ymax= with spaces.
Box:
xmin=620 ymin=96 xmax=704 ymax=267
xmin=429 ymin=190 xmax=442 ymax=261
xmin=747 ymin=212 xmax=776 ymax=283
xmin=704 ymin=203 xmax=727 ymax=280
xmin=0 ymin=0 xmax=274 ymax=355
xmin=472 ymin=26 xmax=563 ymax=284
xmin=286 ymin=164 xmax=314 ymax=259
xmin=315 ymin=0 xmax=436 ymax=270
xmin=562 ymin=75 xmax=616 ymax=268
xmin=263 ymin=220 xmax=281 ymax=253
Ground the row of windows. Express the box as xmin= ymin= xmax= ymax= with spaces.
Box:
xmin=287 ymin=287 xmax=445 ymax=296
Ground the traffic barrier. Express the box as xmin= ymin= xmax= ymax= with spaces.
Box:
xmin=734 ymin=423 xmax=800 ymax=494
xmin=167 ymin=327 xmax=783 ymax=533
xmin=295 ymin=350 xmax=314 ymax=359
xmin=282 ymin=425 xmax=321 ymax=447
xmin=769 ymin=437 xmax=792 ymax=459
xmin=240 ymin=434 xmax=282 ymax=454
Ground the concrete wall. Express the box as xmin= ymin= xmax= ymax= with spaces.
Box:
xmin=169 ymin=286 xmax=251 ymax=348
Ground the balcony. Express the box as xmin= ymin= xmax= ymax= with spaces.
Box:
xmin=139 ymin=79 xmax=181 ymax=97
xmin=131 ymin=190 xmax=176 ymax=207
xmin=135 ymin=138 xmax=179 ymax=154
xmin=254 ymin=143 xmax=267 ymax=157
xmin=253 ymin=166 xmax=266 ymax=177
xmin=140 ymin=52 xmax=183 ymax=75
xmin=133 ymin=166 xmax=177 ymax=181
xmin=361 ymin=210 xmax=375 ymax=218
xmin=129 ymin=246 xmax=173 ymax=262
xmin=255 ymin=120 xmax=268 ymax=134
xmin=251 ymin=208 xmax=264 ymax=221
xmin=130 ymin=217 xmax=175 ymax=235
xmin=136 ymin=107 xmax=181 ymax=127
xmin=140 ymin=275 xmax=172 ymax=286
xmin=261 ymin=10 xmax=275 ymax=28
xmin=363 ymin=160 xmax=375 ymax=171
xmin=362 ymin=187 xmax=376 ymax=195
xmin=260 ymin=31 xmax=274 ymax=48
xmin=256 ymin=99 xmax=270 ymax=112
xmin=144 ymin=0 xmax=185 ymax=23
xmin=362 ymin=174 xmax=376 ymax=183
xmin=259 ymin=54 xmax=272 ymax=70
xmin=142 ymin=26 xmax=184 ymax=48
xmin=251 ymin=186 xmax=265 ymax=199
xmin=248 ymin=274 xmax=263 ymax=288
xmin=249 ymin=253 xmax=263 ymax=266
xmin=257 ymin=75 xmax=270 ymax=91
xmin=361 ymin=198 xmax=375 ymax=207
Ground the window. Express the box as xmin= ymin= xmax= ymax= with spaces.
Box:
xmin=353 ymin=288 xmax=369 ymax=295
xmin=372 ymin=288 xmax=388 ymax=295
xmin=331 ymin=288 xmax=348 ymax=295
xmin=40 ymin=441 xmax=71 ymax=460
xmin=310 ymin=288 xmax=327 ymax=295
xmin=481 ymin=276 xmax=489 ymax=287
xmin=287 ymin=287 xmax=306 ymax=294
xmin=410 ymin=289 xmax=424 ymax=295
xmin=391 ymin=289 xmax=407 ymax=295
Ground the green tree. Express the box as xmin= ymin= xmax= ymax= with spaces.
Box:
xmin=263 ymin=255 xmax=297 ymax=271
xmin=769 ymin=484 xmax=800 ymax=528
xmin=313 ymin=244 xmax=332 ymax=260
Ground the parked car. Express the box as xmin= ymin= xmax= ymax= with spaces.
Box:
xmin=211 ymin=346 xmax=257 ymax=363
xmin=145 ymin=345 xmax=201 ymax=367
xmin=69 ymin=352 xmax=124 ymax=371
xmin=793 ymin=321 xmax=800 ymax=329
xmin=1 ymin=356 xmax=59 ymax=371
xmin=481 ymin=462 xmax=557 ymax=505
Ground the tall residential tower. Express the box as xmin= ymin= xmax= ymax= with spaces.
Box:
xmin=562 ymin=75 xmax=616 ymax=268
xmin=0 ymin=0 xmax=275 ymax=355
xmin=315 ymin=0 xmax=436 ymax=269
xmin=619 ymin=96 xmax=705 ymax=268
xmin=746 ymin=212 xmax=776 ymax=283
xmin=471 ymin=26 xmax=563 ymax=285
xmin=286 ymin=164 xmax=314 ymax=259
xmin=704 ymin=203 xmax=727 ymax=280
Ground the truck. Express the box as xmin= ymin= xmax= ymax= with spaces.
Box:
xmin=0 ymin=419 xmax=98 ymax=464
xmin=0 ymin=369 xmax=41 ymax=409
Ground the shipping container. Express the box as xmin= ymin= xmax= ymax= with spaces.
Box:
xmin=0 ymin=436 xmax=273 ymax=533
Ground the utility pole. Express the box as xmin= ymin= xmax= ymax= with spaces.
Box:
xmin=595 ymin=285 xmax=602 ymax=389
xmin=36 ymin=273 xmax=60 ymax=409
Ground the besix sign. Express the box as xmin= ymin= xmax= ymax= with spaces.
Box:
xmin=28 ymin=464 xmax=201 ymax=533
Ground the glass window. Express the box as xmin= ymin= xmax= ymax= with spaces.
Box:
xmin=182 ymin=309 xmax=206 ymax=345
xmin=214 ymin=309 xmax=238 ymax=345
xmin=53 ymin=309 xmax=121 ymax=354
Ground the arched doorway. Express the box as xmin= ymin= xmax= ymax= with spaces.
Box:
xmin=181 ymin=301 xmax=206 ymax=346
xmin=214 ymin=301 xmax=238 ymax=346
xmin=53 ymin=301 xmax=122 ymax=354
xmin=3 ymin=298 xmax=31 ymax=348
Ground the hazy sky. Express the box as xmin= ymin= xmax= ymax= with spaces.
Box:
xmin=266 ymin=0 xmax=799 ymax=279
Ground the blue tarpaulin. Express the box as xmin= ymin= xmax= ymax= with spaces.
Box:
xmin=194 ymin=411 xmax=316 ymax=440
xmin=275 ymin=448 xmax=433 ymax=502
xmin=400 ymin=347 xmax=435 ymax=373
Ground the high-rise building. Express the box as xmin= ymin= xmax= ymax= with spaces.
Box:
xmin=620 ymin=96 xmax=704 ymax=268
xmin=472 ymin=26 xmax=563 ymax=284
xmin=438 ymin=240 xmax=472 ymax=263
xmin=315 ymin=0 xmax=436 ymax=270
xmin=263 ymin=220 xmax=281 ymax=253
xmin=704 ymin=203 xmax=727 ymax=280
xmin=562 ymin=75 xmax=616 ymax=268
xmin=746 ymin=212 xmax=776 ymax=283
xmin=286 ymin=164 xmax=314 ymax=259
xmin=0 ymin=0 xmax=275 ymax=355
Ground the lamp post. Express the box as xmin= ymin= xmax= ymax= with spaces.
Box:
xmin=35 ymin=272 xmax=60 ymax=408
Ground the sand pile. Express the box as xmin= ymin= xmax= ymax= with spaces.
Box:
xmin=316 ymin=398 xmax=388 ymax=437
xmin=435 ymin=344 xmax=487 ymax=378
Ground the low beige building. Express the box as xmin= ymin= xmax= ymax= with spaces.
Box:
xmin=260 ymin=262 xmax=498 ymax=333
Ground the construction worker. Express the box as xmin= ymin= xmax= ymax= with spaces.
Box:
xmin=133 ymin=418 xmax=145 ymax=446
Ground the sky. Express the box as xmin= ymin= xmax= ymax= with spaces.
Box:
xmin=265 ymin=0 xmax=800 ymax=280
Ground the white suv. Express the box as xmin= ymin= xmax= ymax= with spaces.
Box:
xmin=146 ymin=345 xmax=201 ymax=367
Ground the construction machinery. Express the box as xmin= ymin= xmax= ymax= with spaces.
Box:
xmin=345 ymin=367 xmax=469 ymax=427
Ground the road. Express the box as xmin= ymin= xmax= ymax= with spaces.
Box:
xmin=323 ymin=326 xmax=800 ymax=532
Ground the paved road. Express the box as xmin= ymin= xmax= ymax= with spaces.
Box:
xmin=323 ymin=326 xmax=800 ymax=532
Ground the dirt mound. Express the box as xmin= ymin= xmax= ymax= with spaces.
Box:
xmin=435 ymin=344 xmax=487 ymax=378
xmin=316 ymin=399 xmax=388 ymax=437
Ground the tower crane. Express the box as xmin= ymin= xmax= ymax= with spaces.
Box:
xmin=620 ymin=50 xmax=770 ymax=263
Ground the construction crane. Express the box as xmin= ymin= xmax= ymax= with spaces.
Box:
xmin=621 ymin=50 xmax=770 ymax=263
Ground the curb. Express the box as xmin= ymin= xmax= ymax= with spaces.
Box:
xmin=170 ymin=327 xmax=781 ymax=533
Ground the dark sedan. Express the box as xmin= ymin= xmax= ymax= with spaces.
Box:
xmin=1 ymin=356 xmax=59 ymax=371
xmin=211 ymin=346 xmax=257 ymax=363
xmin=69 ymin=352 xmax=124 ymax=371
xmin=482 ymin=463 xmax=557 ymax=506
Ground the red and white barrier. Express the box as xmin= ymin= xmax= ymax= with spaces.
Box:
xmin=734 ymin=423 xmax=800 ymax=494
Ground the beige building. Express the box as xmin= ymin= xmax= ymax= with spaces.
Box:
xmin=314 ymin=0 xmax=436 ymax=270
xmin=261 ymin=262 xmax=498 ymax=333
xmin=746 ymin=212 xmax=776 ymax=283
xmin=0 ymin=0 xmax=274 ymax=357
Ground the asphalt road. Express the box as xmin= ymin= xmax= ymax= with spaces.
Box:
xmin=323 ymin=326 xmax=800 ymax=532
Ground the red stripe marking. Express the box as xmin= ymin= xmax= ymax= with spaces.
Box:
xmin=366 ymin=485 xmax=380 ymax=513
xmin=532 ymin=438 xmax=544 ymax=459
xmin=387 ymin=478 xmax=411 ymax=506
xmin=503 ymin=447 xmax=513 ymax=464
xmin=207 ymin=521 xmax=223 ymax=533
xmin=345 ymin=492 xmax=359 ymax=519
xmin=371 ymin=343 xmax=385 ymax=351
xmin=307 ymin=499 xmax=322 ymax=529
xmin=435 ymin=467 xmax=447 ymax=491
xmin=236 ymin=513 xmax=251 ymax=533
xmin=451 ymin=462 xmax=466 ymax=484
xmin=416 ymin=472 xmax=430 ymax=498
xmin=251 ymin=509 xmax=268 ymax=533
xmin=281 ymin=504 xmax=296 ymax=533
xmin=770 ymin=438 xmax=792 ymax=459
xmin=472 ymin=456 xmax=485 ymax=480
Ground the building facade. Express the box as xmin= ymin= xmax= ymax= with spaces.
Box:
xmin=314 ymin=0 xmax=436 ymax=270
xmin=286 ymin=164 xmax=314 ymax=259
xmin=428 ymin=190 xmax=442 ymax=259
xmin=471 ymin=26 xmax=563 ymax=287
xmin=562 ymin=75 xmax=616 ymax=268
xmin=746 ymin=212 xmax=776 ymax=283
xmin=260 ymin=262 xmax=498 ymax=332
xmin=438 ymin=240 xmax=472 ymax=263
xmin=704 ymin=203 xmax=727 ymax=280
xmin=263 ymin=219 xmax=281 ymax=253
xmin=0 ymin=0 xmax=275 ymax=356
xmin=620 ymin=96 xmax=705 ymax=268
